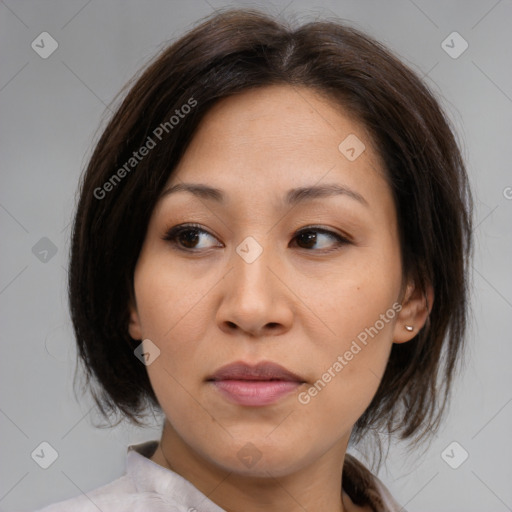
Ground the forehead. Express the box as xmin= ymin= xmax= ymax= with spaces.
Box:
xmin=167 ymin=85 xmax=388 ymax=209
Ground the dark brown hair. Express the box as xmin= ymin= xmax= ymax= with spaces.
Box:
xmin=69 ymin=8 xmax=472 ymax=448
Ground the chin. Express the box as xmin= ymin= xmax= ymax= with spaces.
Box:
xmin=205 ymin=439 xmax=314 ymax=478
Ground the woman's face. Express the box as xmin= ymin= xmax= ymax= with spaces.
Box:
xmin=129 ymin=85 xmax=412 ymax=476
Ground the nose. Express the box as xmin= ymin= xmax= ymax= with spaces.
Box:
xmin=216 ymin=241 xmax=293 ymax=338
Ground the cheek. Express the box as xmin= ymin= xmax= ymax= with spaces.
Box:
xmin=295 ymin=248 xmax=401 ymax=420
xmin=132 ymin=257 xmax=218 ymax=399
xmin=133 ymin=253 xmax=215 ymax=343
xmin=295 ymin=244 xmax=402 ymax=348
xmin=295 ymin=316 xmax=396 ymax=443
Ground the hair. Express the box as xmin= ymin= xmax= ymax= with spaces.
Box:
xmin=68 ymin=8 xmax=472 ymax=451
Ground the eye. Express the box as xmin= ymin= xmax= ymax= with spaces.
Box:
xmin=163 ymin=223 xmax=351 ymax=254
xmin=291 ymin=227 xmax=351 ymax=252
xmin=163 ymin=223 xmax=222 ymax=251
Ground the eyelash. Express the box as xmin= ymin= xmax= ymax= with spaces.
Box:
xmin=162 ymin=223 xmax=351 ymax=254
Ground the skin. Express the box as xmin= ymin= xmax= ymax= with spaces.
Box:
xmin=128 ymin=85 xmax=432 ymax=512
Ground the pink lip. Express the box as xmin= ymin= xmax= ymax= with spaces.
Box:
xmin=207 ymin=361 xmax=305 ymax=407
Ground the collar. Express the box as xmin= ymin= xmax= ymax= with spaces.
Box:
xmin=127 ymin=441 xmax=401 ymax=512
xmin=127 ymin=440 xmax=225 ymax=511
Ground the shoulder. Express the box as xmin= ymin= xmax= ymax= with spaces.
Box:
xmin=32 ymin=441 xmax=203 ymax=512
xmin=33 ymin=474 xmax=137 ymax=512
xmin=33 ymin=475 xmax=185 ymax=512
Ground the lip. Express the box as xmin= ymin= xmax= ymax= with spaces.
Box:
xmin=207 ymin=361 xmax=306 ymax=407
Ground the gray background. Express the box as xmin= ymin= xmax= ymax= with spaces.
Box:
xmin=1 ymin=0 xmax=511 ymax=511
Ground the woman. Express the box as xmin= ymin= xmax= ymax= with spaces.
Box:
xmin=36 ymin=8 xmax=472 ymax=512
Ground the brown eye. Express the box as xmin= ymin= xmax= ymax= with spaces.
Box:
xmin=292 ymin=227 xmax=350 ymax=252
xmin=177 ymin=229 xmax=200 ymax=248
xmin=163 ymin=224 xmax=221 ymax=251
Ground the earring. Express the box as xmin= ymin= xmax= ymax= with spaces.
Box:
xmin=405 ymin=325 xmax=414 ymax=332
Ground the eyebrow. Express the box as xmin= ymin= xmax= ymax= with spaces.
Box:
xmin=160 ymin=182 xmax=368 ymax=206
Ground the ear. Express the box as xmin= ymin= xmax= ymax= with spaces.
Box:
xmin=128 ymin=298 xmax=143 ymax=340
xmin=393 ymin=278 xmax=434 ymax=344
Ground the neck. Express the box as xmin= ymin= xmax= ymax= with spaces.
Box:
xmin=150 ymin=420 xmax=358 ymax=512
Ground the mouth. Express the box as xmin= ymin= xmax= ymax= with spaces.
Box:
xmin=206 ymin=361 xmax=306 ymax=407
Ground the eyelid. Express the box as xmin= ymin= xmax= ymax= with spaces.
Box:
xmin=290 ymin=225 xmax=352 ymax=253
xmin=162 ymin=223 xmax=223 ymax=251
xmin=163 ymin=223 xmax=352 ymax=253
xmin=163 ymin=222 xmax=212 ymax=238
xmin=163 ymin=222 xmax=220 ymax=237
xmin=294 ymin=225 xmax=353 ymax=243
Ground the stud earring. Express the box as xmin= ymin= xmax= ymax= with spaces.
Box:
xmin=405 ymin=325 xmax=414 ymax=332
